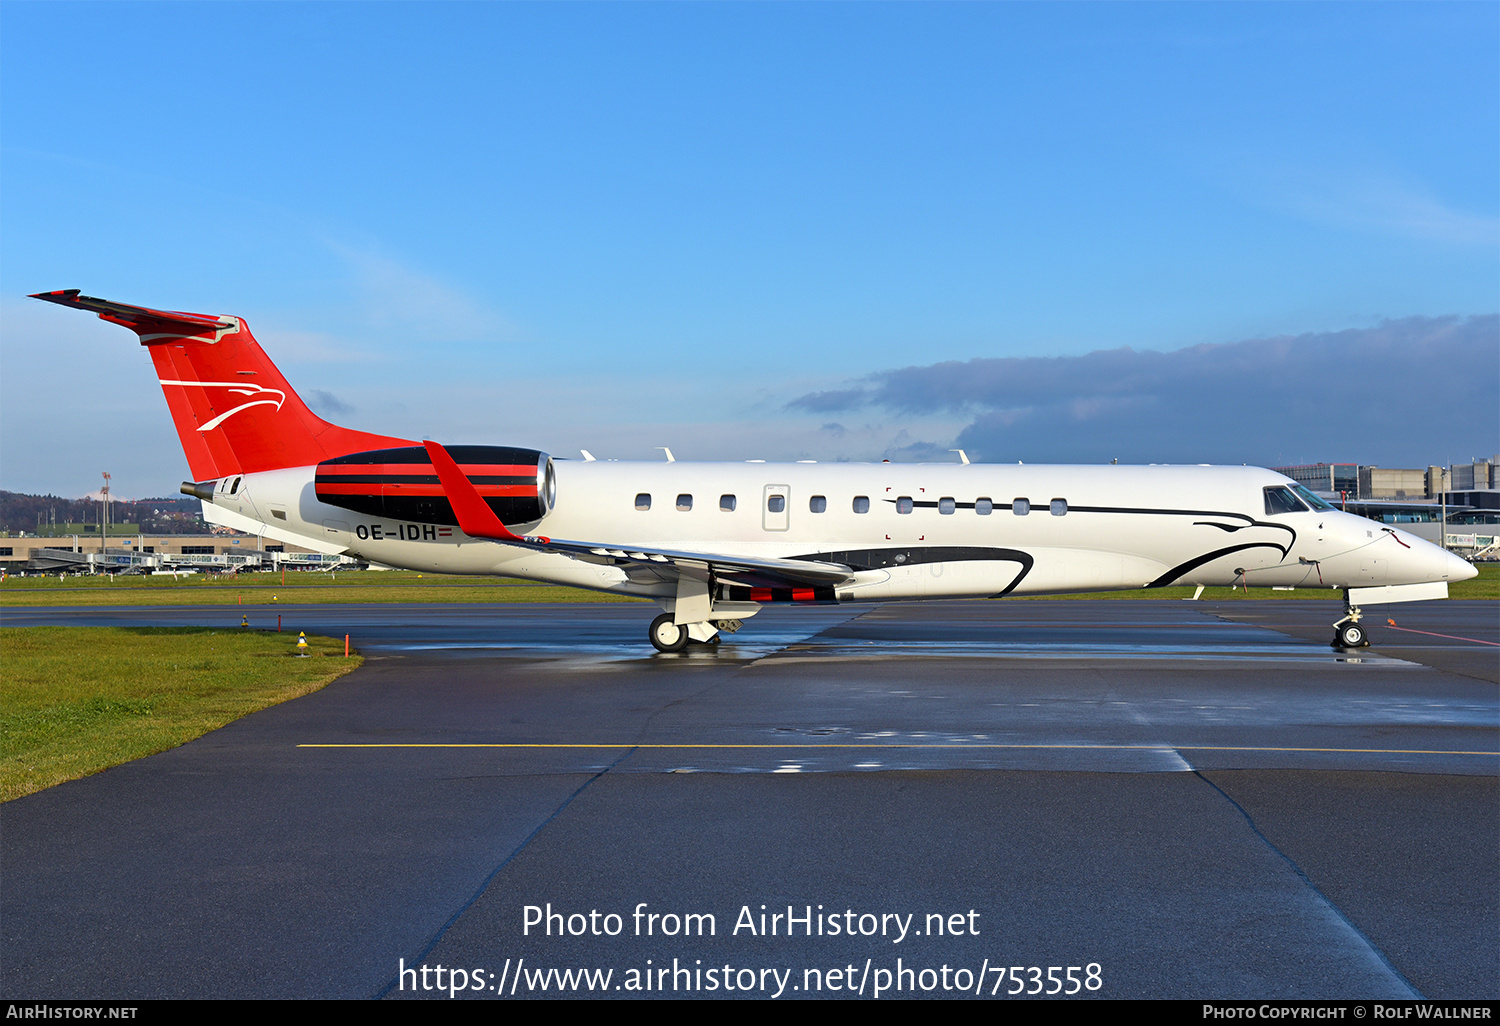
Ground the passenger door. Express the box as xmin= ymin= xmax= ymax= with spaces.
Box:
xmin=762 ymin=485 xmax=790 ymax=532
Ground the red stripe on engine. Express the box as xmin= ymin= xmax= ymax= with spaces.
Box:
xmin=315 ymin=483 xmax=537 ymax=497
xmin=750 ymin=588 xmax=773 ymax=603
xmin=792 ymin=588 xmax=815 ymax=602
xmin=455 ymin=464 xmax=538 ymax=475
xmin=317 ymin=463 xmax=536 ymax=477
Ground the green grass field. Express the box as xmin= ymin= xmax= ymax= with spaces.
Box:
xmin=0 ymin=569 xmax=649 ymax=606
xmin=0 ymin=627 xmax=361 ymax=802
xmin=2 ymin=564 xmax=1493 ymax=605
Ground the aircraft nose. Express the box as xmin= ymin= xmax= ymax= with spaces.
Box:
xmin=1446 ymin=549 xmax=1479 ymax=582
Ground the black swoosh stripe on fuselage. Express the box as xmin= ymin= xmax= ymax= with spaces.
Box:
xmin=790 ymin=546 xmax=1035 ymax=596
xmin=1146 ymin=541 xmax=1292 ymax=589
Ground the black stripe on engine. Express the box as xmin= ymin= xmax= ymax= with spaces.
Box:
xmin=313 ymin=473 xmax=534 ymax=486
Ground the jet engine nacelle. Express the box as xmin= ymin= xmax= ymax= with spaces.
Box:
xmin=314 ymin=444 xmax=556 ymax=527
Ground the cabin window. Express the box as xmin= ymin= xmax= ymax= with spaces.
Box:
xmin=976 ymin=497 xmax=993 ymax=515
xmin=720 ymin=494 xmax=737 ymax=512
xmin=853 ymin=496 xmax=870 ymax=514
xmin=896 ymin=496 xmax=914 ymax=514
xmin=767 ymin=494 xmax=785 ymax=514
xmin=1050 ymin=498 xmax=1067 ymax=516
xmin=1263 ymin=486 xmax=1306 ymax=516
xmin=230 ymin=477 xmax=242 ymax=495
xmin=635 ymin=493 xmax=652 ymax=511
xmin=938 ymin=497 xmax=956 ymax=515
xmin=809 ymin=495 xmax=827 ymax=513
xmin=676 ymin=494 xmax=693 ymax=511
xmin=1012 ymin=498 xmax=1030 ymax=516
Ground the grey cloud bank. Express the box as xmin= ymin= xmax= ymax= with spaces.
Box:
xmin=788 ymin=317 xmax=1499 ymax=467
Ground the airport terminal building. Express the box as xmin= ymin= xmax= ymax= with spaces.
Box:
xmin=0 ymin=533 xmax=352 ymax=575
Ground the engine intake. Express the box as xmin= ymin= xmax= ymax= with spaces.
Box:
xmin=315 ymin=445 xmax=554 ymax=527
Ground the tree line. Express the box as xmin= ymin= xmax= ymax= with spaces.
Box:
xmin=0 ymin=491 xmax=206 ymax=536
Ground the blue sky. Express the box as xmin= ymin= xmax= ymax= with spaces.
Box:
xmin=2 ymin=2 xmax=1496 ymax=497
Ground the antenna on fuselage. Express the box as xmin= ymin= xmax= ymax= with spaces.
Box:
xmin=580 ymin=450 xmax=597 ymax=461
xmin=949 ymin=449 xmax=970 ymax=465
xmin=657 ymin=447 xmax=675 ymax=463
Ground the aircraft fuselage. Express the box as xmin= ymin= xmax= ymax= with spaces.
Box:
xmin=206 ymin=460 xmax=1467 ymax=604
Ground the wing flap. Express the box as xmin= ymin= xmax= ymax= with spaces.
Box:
xmin=540 ymin=538 xmax=854 ymax=589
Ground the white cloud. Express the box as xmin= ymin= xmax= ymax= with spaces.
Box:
xmin=249 ymin=329 xmax=374 ymax=365
xmin=324 ymin=243 xmax=517 ymax=342
xmin=1266 ymin=166 xmax=1498 ymax=246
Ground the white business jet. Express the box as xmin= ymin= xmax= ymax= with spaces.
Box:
xmin=31 ymin=290 xmax=1476 ymax=652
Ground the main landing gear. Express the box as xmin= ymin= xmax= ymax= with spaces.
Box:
xmin=1331 ymin=591 xmax=1369 ymax=649
xmin=649 ymin=613 xmax=690 ymax=652
xmin=647 ymin=613 xmax=744 ymax=653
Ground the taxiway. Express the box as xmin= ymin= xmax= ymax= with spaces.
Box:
xmin=2 ymin=600 xmax=1495 ymax=999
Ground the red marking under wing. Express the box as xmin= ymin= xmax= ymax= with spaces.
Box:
xmin=421 ymin=441 xmax=521 ymax=541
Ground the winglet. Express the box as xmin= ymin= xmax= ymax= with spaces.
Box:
xmin=421 ymin=440 xmax=522 ymax=541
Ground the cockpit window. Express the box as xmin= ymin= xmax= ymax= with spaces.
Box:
xmin=1291 ymin=484 xmax=1334 ymax=511
xmin=1263 ymin=486 xmax=1307 ymax=516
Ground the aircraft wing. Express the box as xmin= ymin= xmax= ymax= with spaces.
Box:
xmin=422 ymin=440 xmax=854 ymax=590
xmin=526 ymin=536 xmax=854 ymax=589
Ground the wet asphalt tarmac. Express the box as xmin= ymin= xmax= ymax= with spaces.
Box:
xmin=1 ymin=599 xmax=1495 ymax=1000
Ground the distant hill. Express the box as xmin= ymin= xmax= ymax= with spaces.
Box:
xmin=0 ymin=491 xmax=206 ymax=536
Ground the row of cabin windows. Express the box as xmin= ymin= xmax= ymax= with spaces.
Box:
xmin=636 ymin=493 xmax=740 ymax=512
xmin=634 ymin=493 xmax=1069 ymax=516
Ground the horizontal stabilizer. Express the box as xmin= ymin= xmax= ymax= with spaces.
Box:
xmin=30 ymin=289 xmax=234 ymax=342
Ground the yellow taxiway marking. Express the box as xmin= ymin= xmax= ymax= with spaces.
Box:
xmin=296 ymin=743 xmax=1499 ymax=756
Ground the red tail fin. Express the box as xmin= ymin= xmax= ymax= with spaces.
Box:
xmin=31 ymin=290 xmax=413 ymax=480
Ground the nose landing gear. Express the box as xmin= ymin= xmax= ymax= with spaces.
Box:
xmin=1331 ymin=591 xmax=1370 ymax=649
xmin=1334 ymin=621 xmax=1368 ymax=649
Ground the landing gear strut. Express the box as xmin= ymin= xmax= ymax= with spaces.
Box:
xmin=1331 ymin=592 xmax=1369 ymax=649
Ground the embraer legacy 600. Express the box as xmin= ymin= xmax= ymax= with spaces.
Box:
xmin=31 ymin=290 xmax=1476 ymax=651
